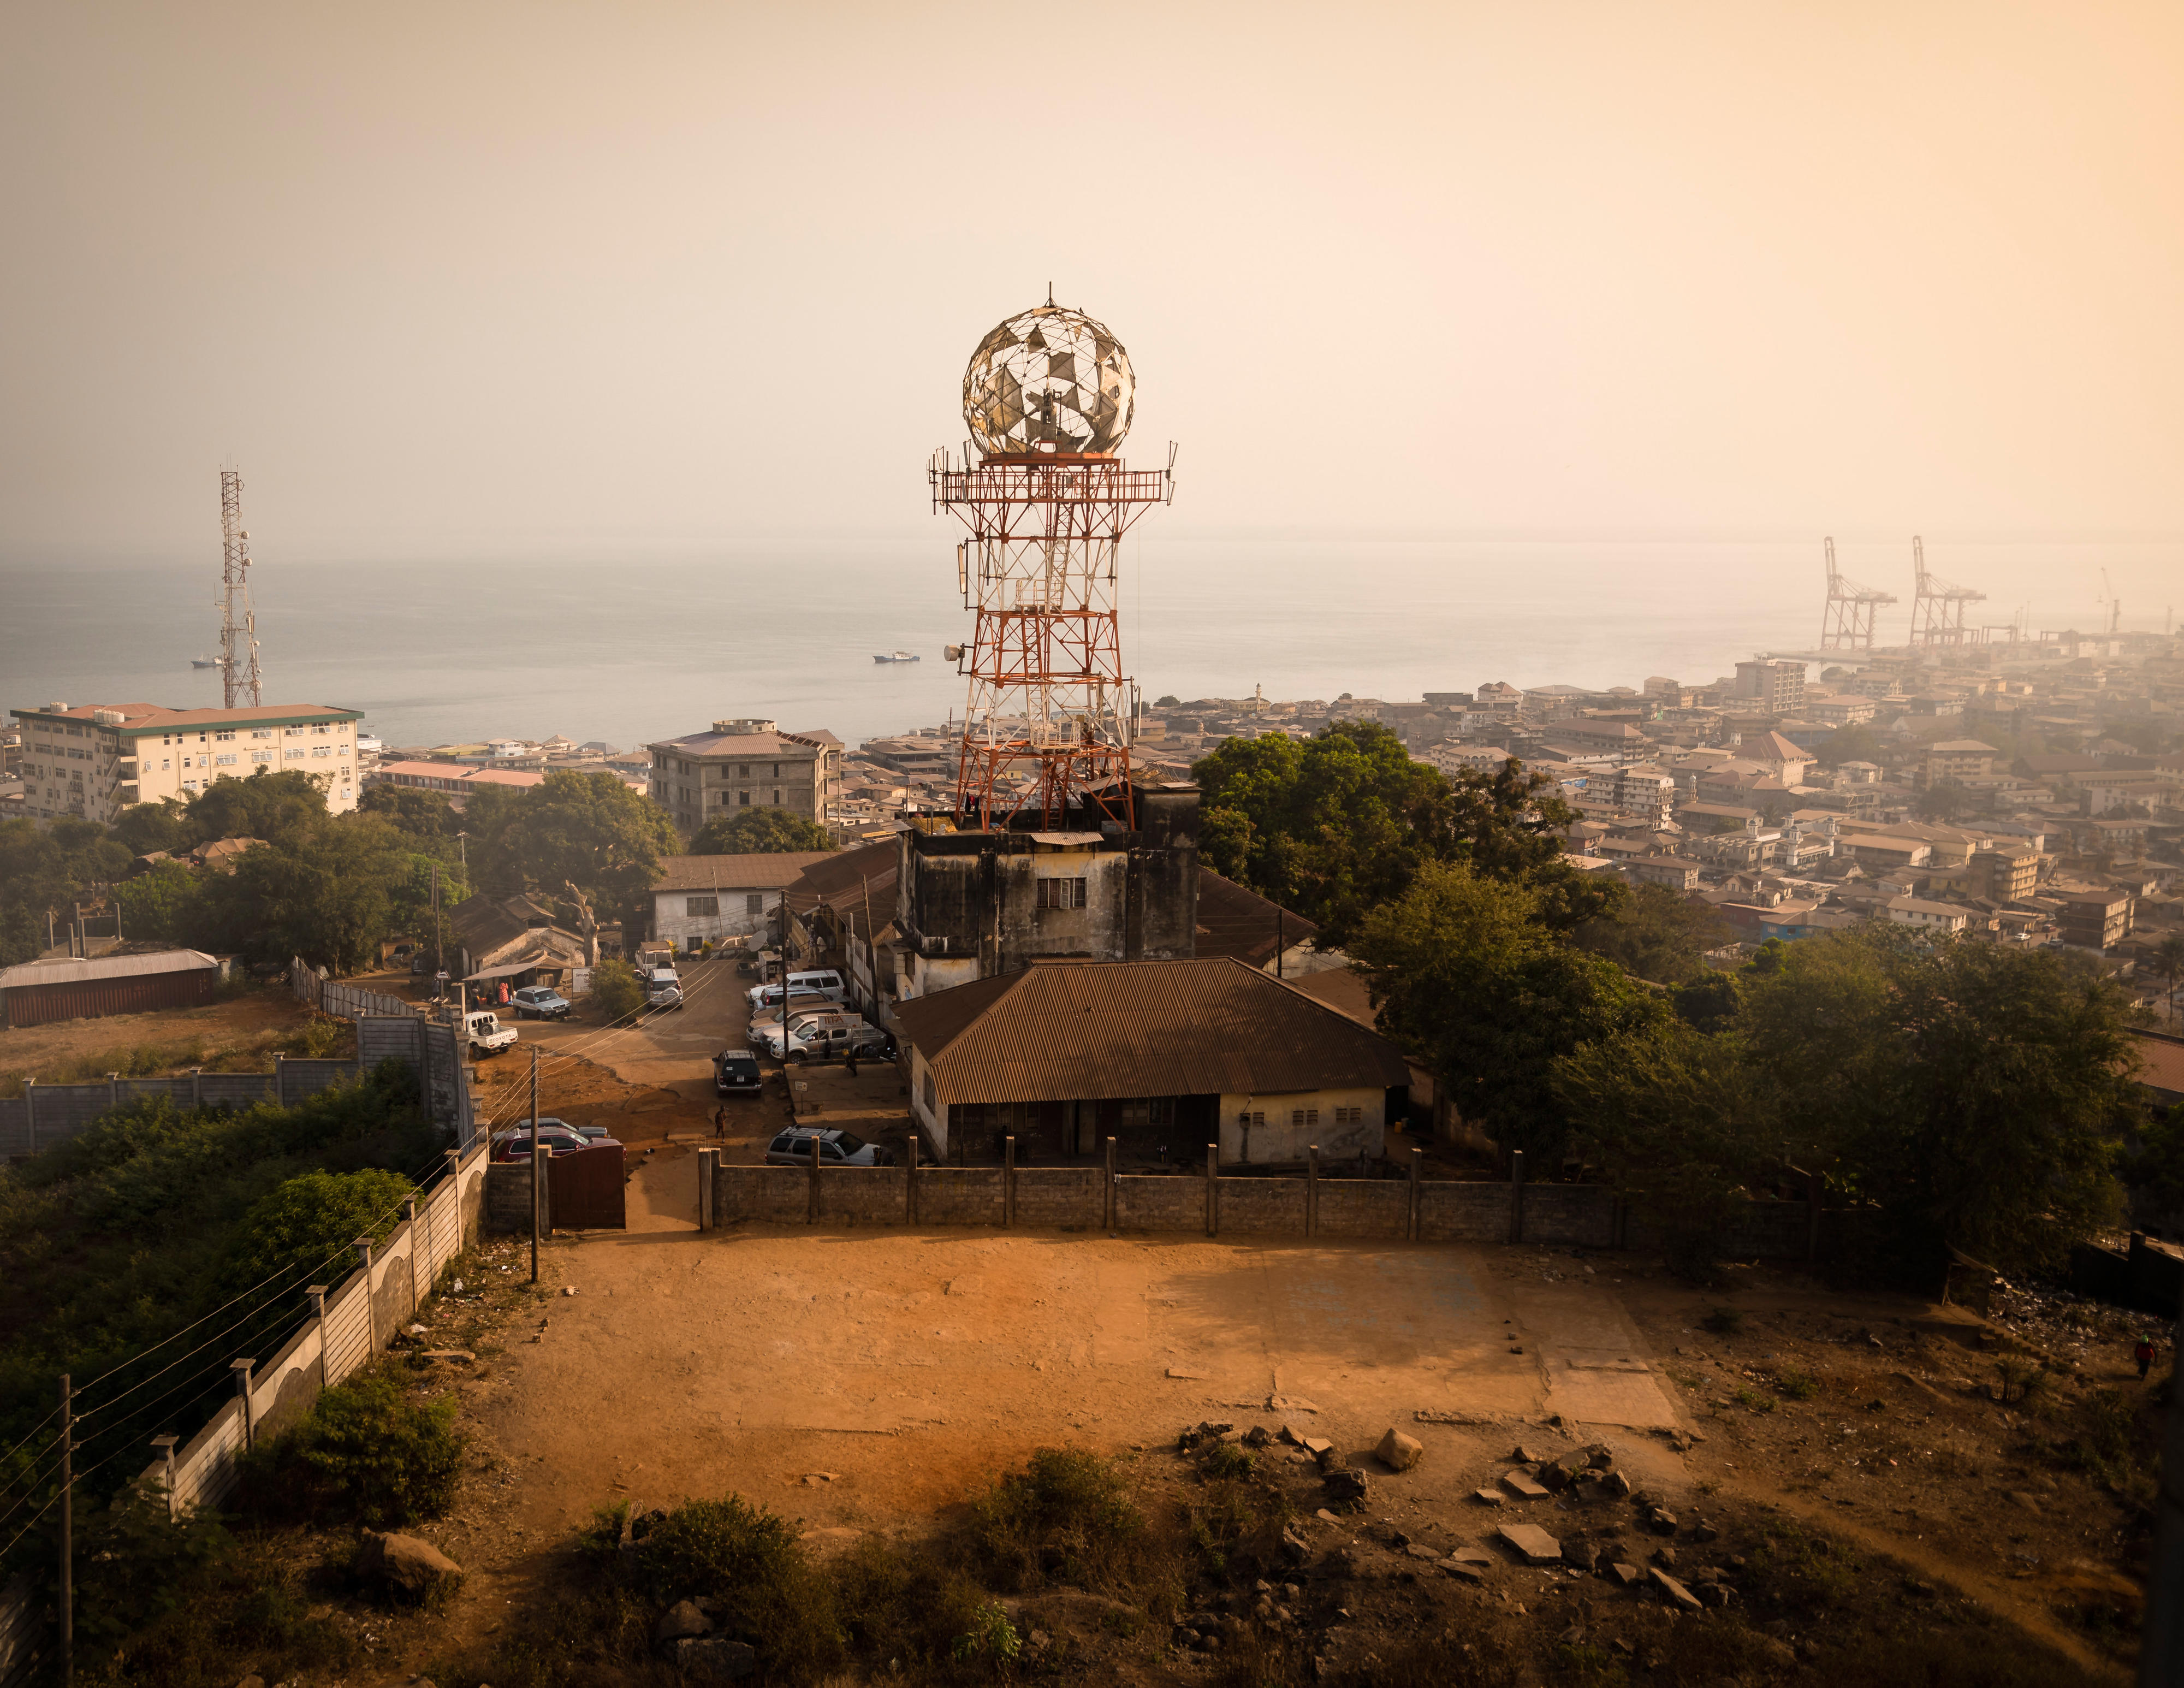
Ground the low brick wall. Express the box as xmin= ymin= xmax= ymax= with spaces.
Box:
xmin=1015 ymin=1168 xmax=1102 ymax=1229
xmin=1116 ymin=1174 xmax=1206 ymax=1233
xmin=1314 ymin=1179 xmax=1409 ymax=1240
xmin=1216 ymin=1177 xmax=1308 ymax=1235
xmin=717 ymin=1165 xmax=809 ymax=1224
xmin=818 ymin=1166 xmax=903 ymax=1226
xmin=483 ymin=1162 xmax=538 ymax=1231
xmin=916 ymin=1167 xmax=1005 ymax=1227
xmin=1419 ymin=1181 xmax=1514 ymax=1243
xmin=1522 ymin=1183 xmax=1617 ymax=1248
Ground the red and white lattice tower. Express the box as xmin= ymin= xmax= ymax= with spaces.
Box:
xmin=930 ymin=298 xmax=1174 ymax=830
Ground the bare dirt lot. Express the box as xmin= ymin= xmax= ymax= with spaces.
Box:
xmin=268 ymin=1136 xmax=2159 ymax=1685
xmin=0 ymin=984 xmax=325 ymax=1090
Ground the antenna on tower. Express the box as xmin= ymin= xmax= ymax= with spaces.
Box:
xmin=216 ymin=468 xmax=264 ymax=707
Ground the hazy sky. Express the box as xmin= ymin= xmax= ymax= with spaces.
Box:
xmin=4 ymin=1 xmax=2180 ymax=564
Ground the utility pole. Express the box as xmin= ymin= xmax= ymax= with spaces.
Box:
xmin=527 ymin=1044 xmax=543 ymax=1285
xmin=58 ymin=1373 xmax=72 ymax=1686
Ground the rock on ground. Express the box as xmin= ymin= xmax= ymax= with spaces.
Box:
xmin=656 ymin=1598 xmax=714 ymax=1643
xmin=355 ymin=1531 xmax=462 ymax=1598
xmin=1375 ymin=1428 xmax=1424 ymax=1471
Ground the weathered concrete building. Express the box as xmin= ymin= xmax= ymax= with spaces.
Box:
xmin=893 ymin=781 xmax=1203 ymax=1002
xmin=645 ymin=719 xmax=841 ymax=837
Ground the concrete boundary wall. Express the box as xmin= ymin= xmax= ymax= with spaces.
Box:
xmin=702 ymin=1157 xmax=1822 ymax=1259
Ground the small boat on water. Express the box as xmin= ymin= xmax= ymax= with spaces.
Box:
xmin=873 ymin=650 xmax=920 ymax=664
xmin=191 ymin=654 xmax=220 ymax=668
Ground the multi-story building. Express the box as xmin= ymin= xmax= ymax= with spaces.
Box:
xmin=1920 ymin=739 xmax=1998 ymax=790
xmin=645 ymin=718 xmax=841 ymax=837
xmin=11 ymin=701 xmax=364 ymax=822
xmin=2058 ymin=891 xmax=2132 ymax=952
xmin=1971 ymin=844 xmax=2041 ymax=903
xmin=1732 ymin=660 xmax=1807 ymax=717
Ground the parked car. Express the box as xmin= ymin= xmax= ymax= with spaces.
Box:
xmin=748 ymin=988 xmax=836 ymax=1031
xmin=494 ymin=1116 xmax=613 ymax=1144
xmin=764 ymin=1127 xmax=896 ymax=1168
xmin=642 ymin=968 xmax=685 ymax=1011
xmin=511 ymin=985 xmax=572 ymax=1021
xmin=746 ymin=969 xmax=846 ymax=1011
xmin=462 ymin=1010 xmax=518 ymax=1058
xmin=713 ymin=1050 xmax=764 ymax=1096
xmin=752 ymin=1011 xmax=891 ymax=1064
xmin=494 ymin=1122 xmax=622 ymax=1160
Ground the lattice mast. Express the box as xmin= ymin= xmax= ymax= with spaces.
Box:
xmin=1907 ymin=534 xmax=1985 ymax=648
xmin=1818 ymin=536 xmax=1897 ymax=652
xmin=931 ymin=298 xmax=1174 ymax=830
xmin=216 ymin=468 xmax=263 ymax=707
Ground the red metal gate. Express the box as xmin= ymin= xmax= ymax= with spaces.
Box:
xmin=548 ymin=1144 xmax=627 ymax=1230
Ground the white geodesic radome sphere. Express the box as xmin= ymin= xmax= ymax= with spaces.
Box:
xmin=963 ymin=303 xmax=1135 ymax=457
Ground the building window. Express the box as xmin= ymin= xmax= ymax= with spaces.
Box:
xmin=770 ymin=790 xmax=780 ymax=805
xmin=214 ymin=730 xmax=235 ymax=742
xmin=771 ymin=762 xmax=780 ymax=777
xmin=1333 ymin=1106 xmax=1363 ymax=1124
xmin=746 ymin=893 xmax=764 ymax=917
xmin=1237 ymin=1110 xmax=1265 ymax=1128
xmin=215 ymin=753 xmax=237 ymax=766
xmin=251 ymin=750 xmax=272 ymax=763
xmin=1036 ymin=877 xmax=1088 ymax=910
xmin=1289 ymin=1107 xmax=1320 ymax=1127
xmin=685 ymin=896 xmax=720 ymax=917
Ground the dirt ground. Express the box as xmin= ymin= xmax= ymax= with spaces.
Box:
xmin=290 ymin=1130 xmax=2156 ymax=1684
xmin=0 ymin=984 xmax=319 ymax=1088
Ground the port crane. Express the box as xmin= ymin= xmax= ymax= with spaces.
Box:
xmin=1819 ymin=537 xmax=1897 ymax=652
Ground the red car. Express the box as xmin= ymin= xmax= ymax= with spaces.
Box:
xmin=492 ymin=1120 xmax=620 ymax=1160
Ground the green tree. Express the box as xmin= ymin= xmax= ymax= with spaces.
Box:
xmin=1192 ymin=722 xmax=1615 ymax=943
xmin=690 ymin=807 xmax=834 ymax=855
xmin=473 ymin=771 xmax=679 ymax=909
xmin=0 ymin=816 xmax=130 ymax=964
xmin=2122 ymin=1105 xmax=2184 ymax=1229
xmin=1556 ymin=1019 xmax=1793 ymax=1276
xmin=1197 ymin=805 xmax=1253 ymax=881
xmin=1914 ymin=780 xmax=1972 ymax=822
xmin=357 ymin=783 xmax=458 ymax=839
xmin=219 ymin=1167 xmax=414 ymax=1301
xmin=2152 ymin=933 xmax=2184 ymax=1028
xmin=111 ymin=860 xmax=206 ymax=944
xmin=1351 ymin=860 xmax=1666 ymax=1159
xmin=1571 ymin=881 xmax=1731 ymax=984
xmin=111 ymin=800 xmax=188 ymax=856
xmin=589 ymin=957 xmax=644 ymax=1022
xmin=200 ymin=815 xmax=414 ymax=971
xmin=185 ymin=768 xmax=328 ymax=844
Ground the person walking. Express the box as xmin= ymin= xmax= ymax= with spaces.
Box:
xmin=2135 ymin=1337 xmax=2157 ymax=1381
xmin=712 ymin=1104 xmax=727 ymax=1141
xmin=845 ymin=1047 xmax=859 ymax=1079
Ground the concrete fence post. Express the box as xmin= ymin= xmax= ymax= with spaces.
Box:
xmin=808 ymin=1130 xmax=821 ymax=1224
xmin=1004 ymin=1135 xmax=1016 ymax=1229
xmin=1307 ymin=1144 xmax=1319 ymax=1237
xmin=23 ymin=1080 xmax=35 ymax=1154
xmin=1509 ymin=1150 xmax=1526 ymax=1245
xmin=1104 ymin=1136 xmax=1117 ymax=1234
xmin=697 ymin=1148 xmax=714 ymax=1231
xmin=189 ymin=1067 xmax=203 ymax=1109
xmin=444 ymin=1148 xmax=465 ymax=1254
xmin=905 ymin=1134 xmax=919 ymax=1225
xmin=1409 ymin=1146 xmax=1422 ymax=1241
xmin=1205 ymin=1142 xmax=1219 ymax=1237
xmin=307 ymin=1286 xmax=329 ymax=1386
xmin=150 ymin=1435 xmax=179 ymax=1521
xmin=401 ymin=1197 xmax=419 ymax=1316
xmin=274 ymin=1055 xmax=288 ymax=1107
xmin=230 ymin=1358 xmax=257 ymax=1451
xmin=108 ymin=1072 xmax=120 ymax=1112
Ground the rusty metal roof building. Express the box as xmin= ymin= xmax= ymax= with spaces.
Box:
xmin=651 ymin=852 xmax=836 ymax=893
xmin=1192 ymin=869 xmax=1317 ymax=968
xmin=892 ymin=957 xmax=1409 ymax=1105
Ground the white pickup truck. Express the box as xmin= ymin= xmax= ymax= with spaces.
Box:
xmin=462 ymin=1010 xmax=519 ymax=1058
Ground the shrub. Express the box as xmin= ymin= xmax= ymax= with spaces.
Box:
xmin=1701 ymin=1306 xmax=1744 ymax=1334
xmin=589 ymin=958 xmax=644 ymax=1022
xmin=1993 ymin=1354 xmax=2043 ymax=1403
xmin=964 ymin=1447 xmax=1149 ymax=1594
xmin=219 ymin=1167 xmax=414 ymax=1300
xmin=951 ymin=1599 xmax=1019 ymax=1664
xmin=241 ymin=1372 xmax=462 ymax=1527
xmin=1747 ymin=1523 xmax=1862 ymax=1613
xmin=632 ymin=1492 xmax=842 ymax=1679
xmin=1733 ymin=1385 xmax=1776 ymax=1413
xmin=1776 ymin=1366 xmax=1820 ymax=1401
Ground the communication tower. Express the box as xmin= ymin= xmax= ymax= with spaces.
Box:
xmin=1907 ymin=535 xmax=1986 ymax=649
xmin=1818 ymin=536 xmax=1896 ymax=652
xmin=929 ymin=297 xmax=1174 ymax=829
xmin=216 ymin=468 xmax=264 ymax=707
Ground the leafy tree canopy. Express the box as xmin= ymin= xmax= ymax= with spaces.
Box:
xmin=219 ymin=1167 xmax=414 ymax=1302
xmin=1192 ymin=722 xmax=1618 ymax=943
xmin=1813 ymin=723 xmax=1886 ymax=768
xmin=466 ymin=770 xmax=679 ymax=909
xmin=1571 ymin=881 xmax=1731 ymax=984
xmin=357 ymin=783 xmax=458 ymax=839
xmin=691 ymin=807 xmax=834 ymax=855
xmin=1351 ymin=860 xmax=1666 ymax=1159
xmin=185 ymin=768 xmax=329 ymax=845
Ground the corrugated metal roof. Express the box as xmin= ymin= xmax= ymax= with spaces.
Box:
xmin=893 ymin=957 xmax=1410 ymax=1105
xmin=2134 ymin=1034 xmax=2184 ymax=1100
xmin=0 ymin=949 xmax=219 ymax=991
xmin=652 ymin=852 xmax=836 ymax=893
xmin=1193 ymin=868 xmax=1317 ymax=967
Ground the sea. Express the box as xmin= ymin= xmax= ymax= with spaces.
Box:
xmin=2 ymin=535 xmax=2175 ymax=754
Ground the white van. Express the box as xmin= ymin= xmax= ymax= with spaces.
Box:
xmin=746 ymin=969 xmax=846 ymax=1011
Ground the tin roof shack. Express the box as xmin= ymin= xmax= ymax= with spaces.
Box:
xmin=894 ymin=781 xmax=1201 ymax=1003
xmin=0 ymin=949 xmax=219 ymax=1028
xmin=447 ymin=893 xmax=589 ymax=986
xmin=893 ymin=957 xmax=1411 ymax=1166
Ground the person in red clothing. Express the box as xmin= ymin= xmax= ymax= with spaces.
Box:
xmin=2135 ymin=1338 xmax=2157 ymax=1382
